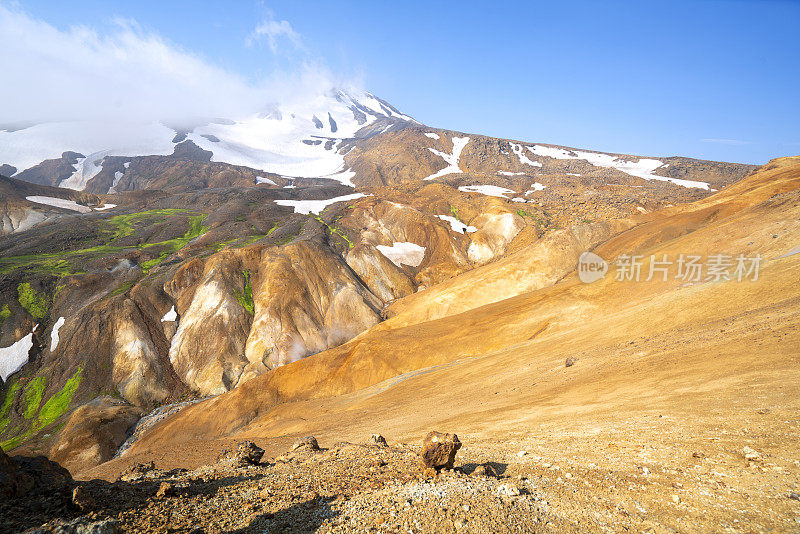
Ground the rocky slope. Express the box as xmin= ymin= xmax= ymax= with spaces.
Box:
xmin=1 ymin=92 xmax=793 ymax=532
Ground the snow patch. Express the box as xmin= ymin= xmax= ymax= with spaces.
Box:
xmin=512 ymin=197 xmax=526 ymax=203
xmin=528 ymin=145 xmax=708 ymax=189
xmin=26 ymin=196 xmax=91 ymax=213
xmin=436 ymin=214 xmax=477 ymax=233
xmin=458 ymin=185 xmax=515 ymax=199
xmin=60 ymin=150 xmax=110 ymax=190
xmin=376 ymin=242 xmax=426 ymax=267
xmin=94 ymin=204 xmax=116 ymax=211
xmin=109 ymin=170 xmax=125 ymax=194
xmin=275 ymin=193 xmax=368 ymax=215
xmin=0 ymin=332 xmax=34 ymax=382
xmin=255 ymin=176 xmax=277 ymax=186
xmin=524 ymin=183 xmax=547 ymax=196
xmin=509 ymin=143 xmax=542 ymax=167
xmin=422 ymin=136 xmax=470 ymax=181
xmin=50 ymin=317 xmax=65 ymax=352
xmin=424 ymin=133 xmax=440 ymax=140
xmin=497 ymin=171 xmax=526 ymax=176
xmin=161 ymin=306 xmax=178 ymax=322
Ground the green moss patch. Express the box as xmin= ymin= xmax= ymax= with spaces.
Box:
xmin=0 ymin=379 xmax=21 ymax=435
xmin=140 ymin=214 xmax=208 ymax=273
xmin=37 ymin=367 xmax=83 ymax=430
xmin=17 ymin=283 xmax=50 ymax=320
xmin=22 ymin=376 xmax=47 ymax=419
xmin=315 ymin=215 xmax=354 ymax=249
xmin=234 ymin=271 xmax=254 ymax=315
xmin=0 ymin=304 xmax=10 ymax=325
xmin=0 ymin=209 xmax=209 ymax=277
xmin=103 ymin=209 xmax=193 ymax=242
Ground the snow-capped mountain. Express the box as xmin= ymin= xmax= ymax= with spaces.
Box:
xmin=0 ymin=90 xmax=413 ymax=190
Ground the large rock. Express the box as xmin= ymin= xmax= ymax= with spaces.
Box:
xmin=217 ymin=441 xmax=265 ymax=467
xmin=420 ymin=431 xmax=462 ymax=470
xmin=0 ymin=446 xmax=33 ymax=498
xmin=291 ymin=436 xmax=320 ymax=452
xmin=0 ymin=447 xmax=72 ymax=499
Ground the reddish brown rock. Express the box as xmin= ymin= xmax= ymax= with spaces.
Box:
xmin=291 ymin=436 xmax=320 ymax=452
xmin=420 ymin=431 xmax=462 ymax=470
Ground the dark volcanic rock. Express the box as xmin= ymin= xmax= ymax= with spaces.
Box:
xmin=367 ymin=434 xmax=388 ymax=447
xmin=1 ymin=446 xmax=72 ymax=499
xmin=217 ymin=440 xmax=265 ymax=467
xmin=172 ymin=140 xmax=213 ymax=162
xmin=0 ymin=446 xmax=33 ymax=498
xmin=420 ymin=431 xmax=462 ymax=470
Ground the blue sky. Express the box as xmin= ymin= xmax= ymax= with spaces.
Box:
xmin=9 ymin=0 xmax=800 ymax=164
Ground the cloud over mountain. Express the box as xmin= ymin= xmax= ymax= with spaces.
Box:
xmin=0 ymin=4 xmax=358 ymax=124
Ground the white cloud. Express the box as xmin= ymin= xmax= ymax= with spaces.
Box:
xmin=0 ymin=4 xmax=355 ymax=124
xmin=700 ymin=138 xmax=752 ymax=146
xmin=247 ymin=10 xmax=303 ymax=53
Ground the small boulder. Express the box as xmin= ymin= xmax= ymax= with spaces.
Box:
xmin=33 ymin=517 xmax=121 ymax=533
xmin=565 ymin=357 xmax=577 ymax=367
xmin=217 ymin=441 xmax=265 ymax=467
xmin=741 ymin=446 xmax=761 ymax=462
xmin=788 ymin=492 xmax=800 ymax=501
xmin=291 ymin=436 xmax=320 ymax=452
xmin=367 ymin=434 xmax=388 ymax=447
xmin=72 ymin=485 xmax=96 ymax=511
xmin=156 ymin=482 xmax=176 ymax=498
xmin=118 ymin=461 xmax=155 ymax=481
xmin=420 ymin=431 xmax=462 ymax=470
xmin=471 ymin=463 xmax=497 ymax=477
xmin=497 ymin=482 xmax=522 ymax=497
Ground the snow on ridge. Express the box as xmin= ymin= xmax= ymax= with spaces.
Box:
xmin=0 ymin=92 xmax=412 ymax=186
xmin=376 ymin=242 xmax=426 ymax=267
xmin=0 ymin=332 xmax=34 ymax=382
xmin=26 ymin=196 xmax=91 ymax=213
xmin=458 ymin=184 xmax=515 ymax=199
xmin=528 ymin=145 xmax=709 ymax=189
xmin=255 ymin=176 xmax=277 ymax=186
xmin=50 ymin=317 xmax=65 ymax=352
xmin=528 ymin=145 xmax=578 ymax=160
xmin=510 ymin=143 xmax=543 ymax=167
xmin=109 ymin=170 xmax=125 ymax=194
xmin=423 ymin=136 xmax=470 ymax=181
xmin=0 ymin=121 xmax=176 ymax=184
xmin=497 ymin=171 xmax=526 ymax=176
xmin=436 ymin=214 xmax=477 ymax=233
xmin=60 ymin=150 xmax=110 ymax=190
xmin=275 ymin=193 xmax=368 ymax=215
xmin=424 ymin=132 xmax=440 ymax=140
